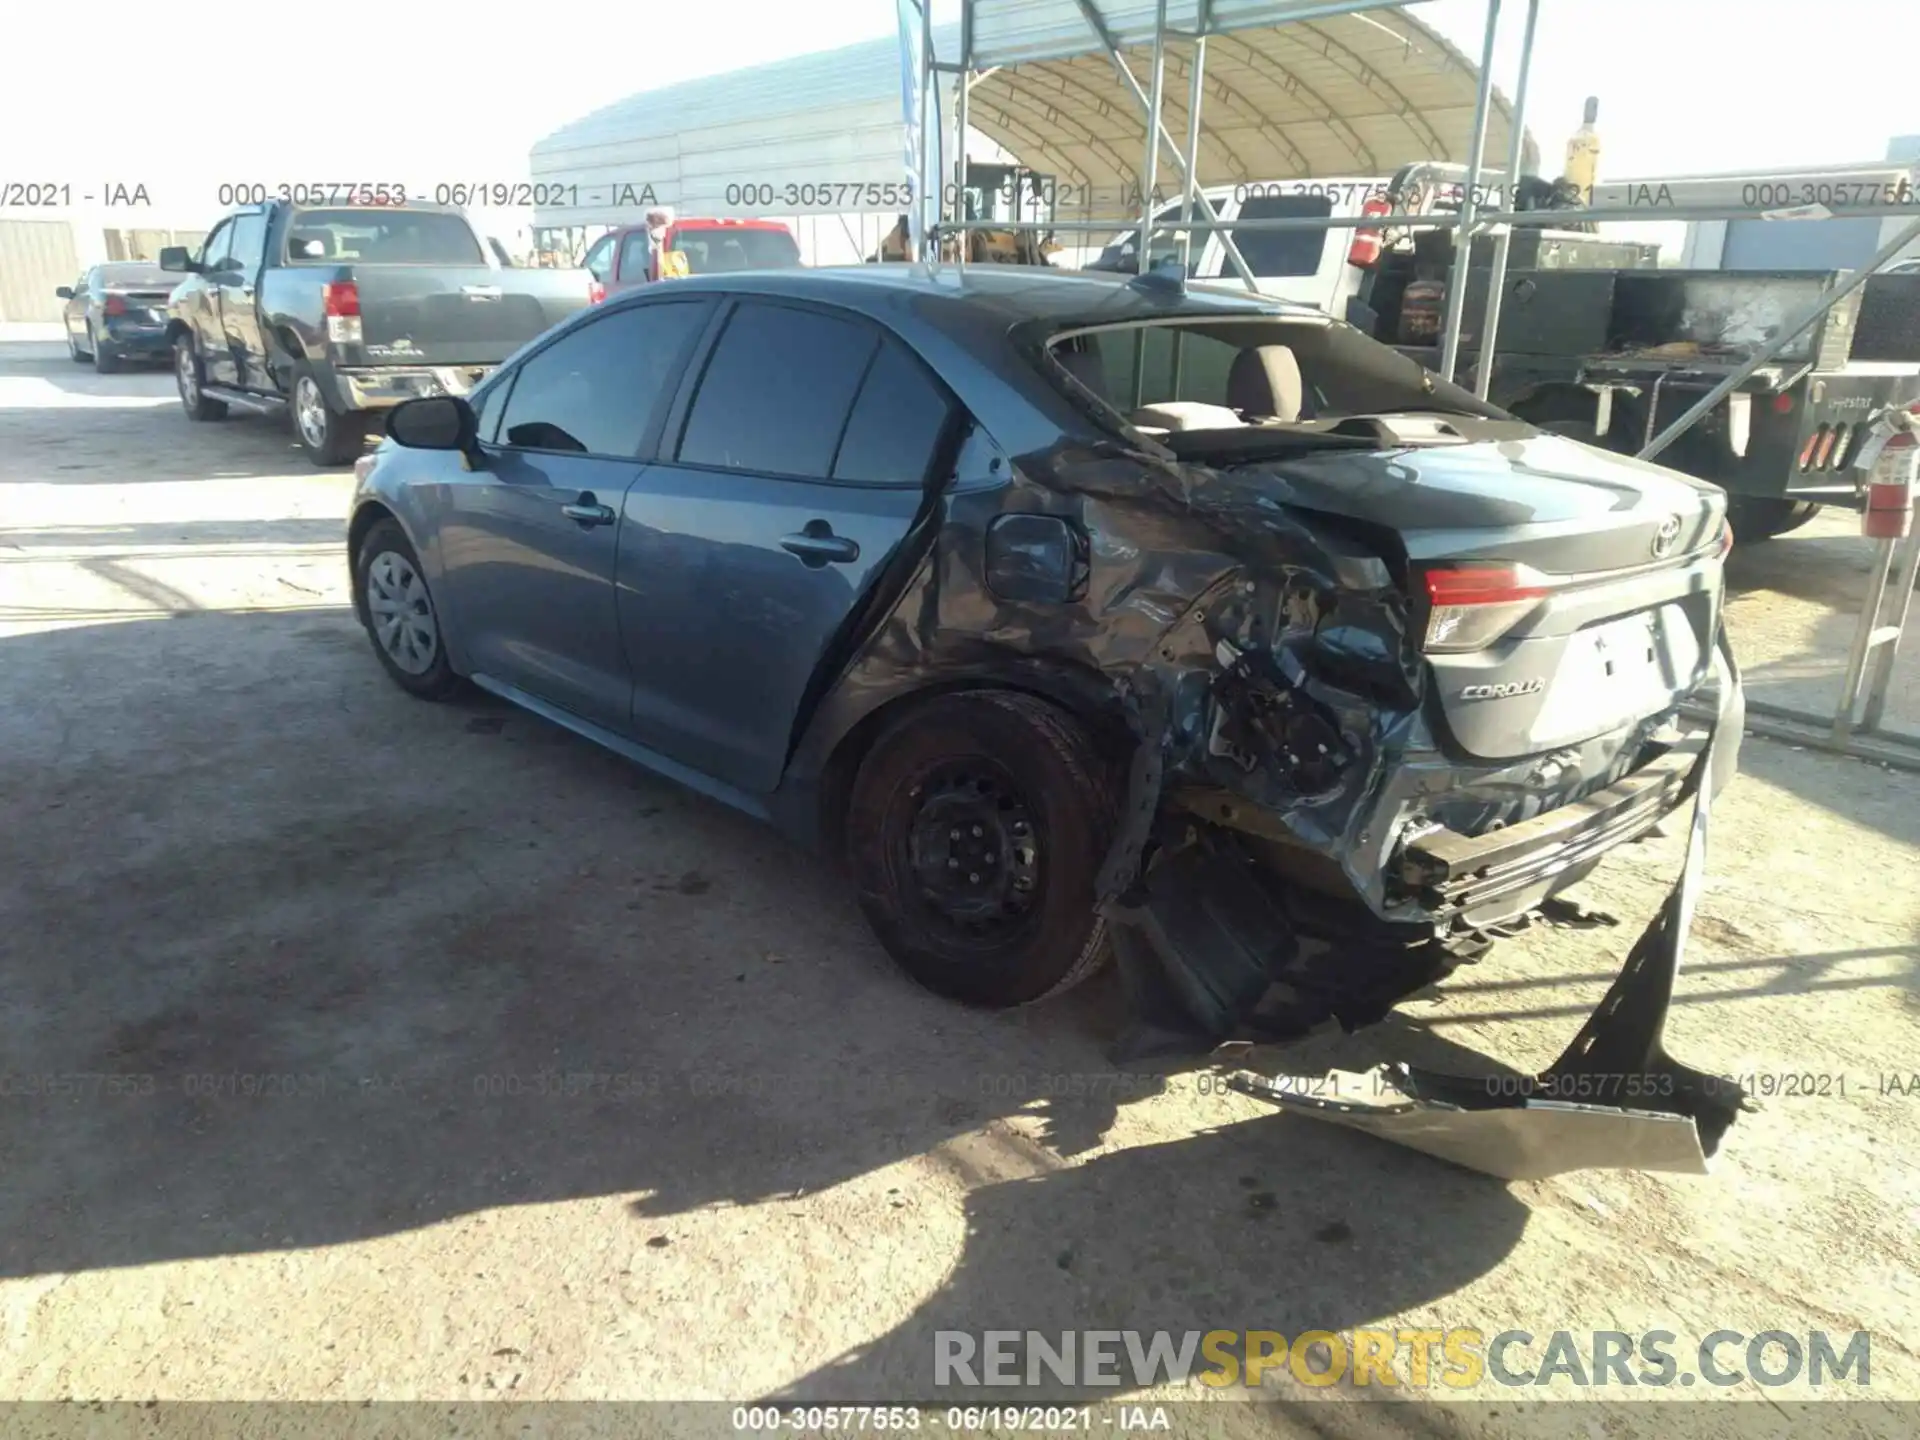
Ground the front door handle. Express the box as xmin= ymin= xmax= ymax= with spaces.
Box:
xmin=780 ymin=523 xmax=860 ymax=566
xmin=561 ymin=493 xmax=616 ymax=526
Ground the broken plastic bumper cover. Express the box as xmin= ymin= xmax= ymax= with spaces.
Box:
xmin=1229 ymin=725 xmax=1747 ymax=1179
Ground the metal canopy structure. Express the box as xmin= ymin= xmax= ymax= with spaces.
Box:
xmin=900 ymin=0 xmax=1920 ymax=401
xmin=958 ymin=0 xmax=1536 ymax=215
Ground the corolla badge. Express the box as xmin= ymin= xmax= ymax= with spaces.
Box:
xmin=1460 ymin=678 xmax=1545 ymax=700
xmin=1650 ymin=514 xmax=1682 ymax=559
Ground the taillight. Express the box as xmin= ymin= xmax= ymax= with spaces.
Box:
xmin=322 ymin=281 xmax=362 ymax=345
xmin=588 ymin=279 xmax=606 ymax=305
xmin=1813 ymin=426 xmax=1841 ymax=469
xmin=1718 ymin=518 xmax=1734 ymax=558
xmin=321 ymin=281 xmax=360 ymax=317
xmin=1420 ymin=563 xmax=1553 ymax=653
xmin=1771 ymin=392 xmax=1793 ymax=415
xmin=1799 ymin=425 xmax=1826 ymax=470
xmin=1347 ymin=197 xmax=1391 ymax=270
xmin=102 ymin=293 xmax=128 ymax=316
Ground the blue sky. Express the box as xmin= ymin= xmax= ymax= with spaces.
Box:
xmin=3 ymin=0 xmax=1913 ymax=219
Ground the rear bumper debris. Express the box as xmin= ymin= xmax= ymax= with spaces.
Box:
xmin=1100 ymin=629 xmax=1748 ymax=1176
xmin=1229 ymin=721 xmax=1749 ymax=1179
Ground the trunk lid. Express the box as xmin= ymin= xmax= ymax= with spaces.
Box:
xmin=1210 ymin=432 xmax=1726 ymax=761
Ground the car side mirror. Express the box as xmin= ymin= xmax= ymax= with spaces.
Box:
xmin=388 ymin=395 xmax=480 ymax=458
xmin=158 ymin=246 xmax=195 ymax=273
xmin=55 ymin=286 xmax=73 ymax=299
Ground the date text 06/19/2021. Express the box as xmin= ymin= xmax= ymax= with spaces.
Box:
xmin=730 ymin=1406 xmax=1171 ymax=1432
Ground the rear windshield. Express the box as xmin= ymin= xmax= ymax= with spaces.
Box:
xmin=96 ymin=264 xmax=175 ymax=288
xmin=1046 ymin=316 xmax=1509 ymax=431
xmin=672 ymin=227 xmax=801 ymax=273
xmin=284 ymin=210 xmax=485 ymax=266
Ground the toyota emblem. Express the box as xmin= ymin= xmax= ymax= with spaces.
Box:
xmin=1651 ymin=515 xmax=1682 ymax=559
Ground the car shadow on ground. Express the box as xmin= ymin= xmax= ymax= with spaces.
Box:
xmin=0 ymin=605 xmax=1536 ymax=1371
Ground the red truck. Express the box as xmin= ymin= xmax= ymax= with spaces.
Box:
xmin=581 ymin=218 xmax=801 ymax=301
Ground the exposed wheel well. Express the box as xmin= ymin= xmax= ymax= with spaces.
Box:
xmin=346 ymin=502 xmax=398 ymax=622
xmin=813 ymin=676 xmax=1136 ymax=860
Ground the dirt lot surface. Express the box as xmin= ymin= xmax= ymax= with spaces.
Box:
xmin=1 ymin=343 xmax=1916 ymax=1430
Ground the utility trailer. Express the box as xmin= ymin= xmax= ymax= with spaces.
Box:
xmin=1356 ymin=238 xmax=1920 ymax=539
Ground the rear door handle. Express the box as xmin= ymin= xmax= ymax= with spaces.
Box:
xmin=561 ymin=493 xmax=616 ymax=526
xmin=780 ymin=525 xmax=860 ymax=566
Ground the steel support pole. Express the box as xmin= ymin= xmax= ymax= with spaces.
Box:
xmin=1138 ymin=0 xmax=1168 ymax=276
xmin=1639 ymin=213 xmax=1920 ymax=460
xmin=953 ymin=2 xmax=972 ymax=266
xmin=922 ymin=8 xmax=938 ymax=262
xmin=1178 ymin=31 xmax=1206 ymax=271
xmin=1070 ymin=0 xmax=1262 ymax=291
xmin=1438 ymin=0 xmax=1502 ymax=385
xmin=1858 ymin=514 xmax=1920 ymax=737
xmin=1474 ymin=0 xmax=1538 ymax=400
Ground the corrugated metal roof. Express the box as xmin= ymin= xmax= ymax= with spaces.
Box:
xmin=966 ymin=2 xmax=1532 ymax=212
xmin=528 ymin=3 xmax=1531 ymax=227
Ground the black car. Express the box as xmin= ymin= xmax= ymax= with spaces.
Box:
xmin=348 ymin=264 xmax=1743 ymax=1102
xmin=58 ymin=263 xmax=179 ymax=373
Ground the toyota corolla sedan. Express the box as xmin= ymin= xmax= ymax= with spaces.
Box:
xmin=57 ymin=262 xmax=180 ymax=373
xmin=346 ymin=264 xmax=1745 ymax=1164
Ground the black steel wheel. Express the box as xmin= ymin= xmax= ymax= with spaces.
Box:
xmin=846 ymin=690 xmax=1118 ymax=1008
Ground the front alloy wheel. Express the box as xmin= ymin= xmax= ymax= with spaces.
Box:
xmin=292 ymin=367 xmax=365 ymax=466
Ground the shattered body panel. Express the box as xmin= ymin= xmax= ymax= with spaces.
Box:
xmin=756 ymin=270 xmax=1747 ymax=1172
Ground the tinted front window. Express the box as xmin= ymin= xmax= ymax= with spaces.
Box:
xmin=498 ymin=301 xmax=708 ymax=457
xmin=284 ymin=210 xmax=484 ymax=265
xmin=582 ymin=234 xmax=614 ymax=282
xmin=832 ymin=340 xmax=953 ymax=485
xmin=225 ymin=213 xmax=269 ymax=276
xmin=677 ymin=302 xmax=878 ymax=478
xmin=1217 ymin=194 xmax=1333 ymax=279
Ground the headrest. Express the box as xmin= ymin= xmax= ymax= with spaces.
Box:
xmin=1227 ymin=344 xmax=1304 ymax=422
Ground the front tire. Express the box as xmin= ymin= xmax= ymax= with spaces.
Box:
xmin=845 ymin=691 xmax=1119 ymax=1008
xmin=173 ymin=335 xmax=228 ymax=421
xmin=353 ymin=518 xmax=463 ymax=701
xmin=293 ymin=365 xmax=366 ymax=467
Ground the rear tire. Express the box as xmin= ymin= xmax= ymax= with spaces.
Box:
xmin=292 ymin=365 xmax=366 ymax=467
xmin=90 ymin=326 xmax=121 ymax=374
xmin=353 ymin=518 xmax=463 ymax=701
xmin=845 ymin=690 xmax=1119 ymax=1008
xmin=1515 ymin=391 xmax=1634 ymax=454
xmin=173 ymin=335 xmax=228 ymax=421
xmin=1726 ymin=495 xmax=1822 ymax=543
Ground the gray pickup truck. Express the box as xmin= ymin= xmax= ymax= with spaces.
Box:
xmin=160 ymin=201 xmax=592 ymax=465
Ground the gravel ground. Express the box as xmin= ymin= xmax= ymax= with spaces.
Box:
xmin=0 ymin=344 xmax=1915 ymax=1426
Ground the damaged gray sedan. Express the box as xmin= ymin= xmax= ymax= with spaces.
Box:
xmin=349 ymin=264 xmax=1748 ymax=1173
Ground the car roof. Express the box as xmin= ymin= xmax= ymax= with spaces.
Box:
xmin=610 ymin=263 xmax=1316 ymax=331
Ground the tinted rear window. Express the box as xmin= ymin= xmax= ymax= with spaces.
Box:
xmin=677 ymin=302 xmax=878 ymax=477
xmin=832 ymin=340 xmax=954 ymax=485
xmin=96 ymin=264 xmax=175 ymax=288
xmin=672 ymin=227 xmax=801 ymax=273
xmin=284 ymin=210 xmax=484 ymax=265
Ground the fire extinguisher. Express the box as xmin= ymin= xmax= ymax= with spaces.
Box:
xmin=1347 ymin=196 xmax=1391 ymax=270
